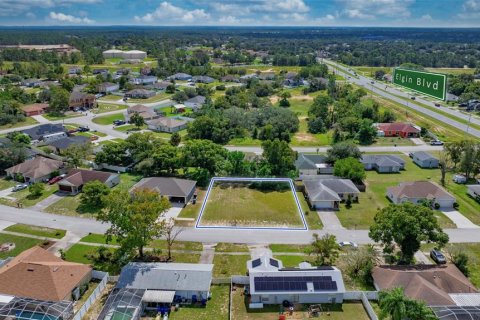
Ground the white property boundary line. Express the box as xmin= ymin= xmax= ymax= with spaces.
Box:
xmin=195 ymin=177 xmax=308 ymax=231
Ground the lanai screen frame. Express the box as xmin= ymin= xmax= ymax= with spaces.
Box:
xmin=195 ymin=177 xmax=308 ymax=231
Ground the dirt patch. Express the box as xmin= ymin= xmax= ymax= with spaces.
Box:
xmin=294 ymin=133 xmax=317 ymax=142
xmin=269 ymin=96 xmax=279 ymax=104
xmin=292 ymin=95 xmax=314 ymax=101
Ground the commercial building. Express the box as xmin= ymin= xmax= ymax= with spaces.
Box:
xmin=102 ymin=49 xmax=147 ymax=59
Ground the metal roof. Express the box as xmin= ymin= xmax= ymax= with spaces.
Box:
xmin=142 ymin=290 xmax=175 ymax=303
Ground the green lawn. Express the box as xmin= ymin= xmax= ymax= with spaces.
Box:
xmin=228 ymin=137 xmax=262 ymax=146
xmin=97 ymin=95 xmax=123 ymax=102
xmin=169 ymin=285 xmax=229 ymax=320
xmin=64 ymin=244 xmax=120 ymax=274
xmin=215 ymin=243 xmax=249 ymax=252
xmin=169 ymin=252 xmax=201 ymax=263
xmin=0 ymin=233 xmax=44 ymax=259
xmin=269 ymin=244 xmax=308 ymax=253
xmin=75 ymin=130 xmax=107 ymax=138
xmin=114 ymin=124 xmax=146 ymax=132
xmin=200 ymin=181 xmax=305 ymax=228
xmin=127 ymin=92 xmax=172 ymax=103
xmin=0 ymin=178 xmax=16 ymax=191
xmin=336 ymin=155 xmax=458 ymax=229
xmin=178 ymin=189 xmax=206 ymax=219
xmin=43 ymin=113 xmax=82 ymax=121
xmin=273 ymin=255 xmax=310 ymax=267
xmin=0 ymin=117 xmax=37 ymax=130
xmin=297 ymin=192 xmax=323 ymax=229
xmin=213 ymin=254 xmax=250 ymax=277
xmin=291 ymin=119 xmax=332 ymax=147
xmin=5 ymin=224 xmax=66 ymax=239
xmin=9 ymin=184 xmax=58 ymax=207
xmin=372 ymin=137 xmax=415 ymax=146
xmin=81 ymin=233 xmax=118 ymax=245
xmin=92 ymin=113 xmax=125 ymax=125
xmin=93 ymin=103 xmax=127 ymax=114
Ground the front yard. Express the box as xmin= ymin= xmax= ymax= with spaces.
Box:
xmin=92 ymin=112 xmax=125 ymax=125
xmin=0 ymin=233 xmax=45 ymax=259
xmin=5 ymin=184 xmax=58 ymax=208
xmin=336 ymin=154 xmax=465 ymax=229
xmin=5 ymin=224 xmax=66 ymax=239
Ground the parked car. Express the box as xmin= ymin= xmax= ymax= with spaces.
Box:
xmin=78 ymin=126 xmax=90 ymax=132
xmin=90 ymin=135 xmax=99 ymax=141
xmin=339 ymin=241 xmax=358 ymax=249
xmin=408 ymin=152 xmax=414 ymax=158
xmin=370 ymin=81 xmax=375 ymax=84
xmin=48 ymin=176 xmax=63 ymax=185
xmin=430 ymin=140 xmax=444 ymax=146
xmin=113 ymin=119 xmax=126 ymax=126
xmin=410 ymin=96 xmax=416 ymax=100
xmin=12 ymin=184 xmax=28 ymax=192
xmin=434 ymin=103 xmax=441 ymax=107
xmin=430 ymin=249 xmax=447 ymax=264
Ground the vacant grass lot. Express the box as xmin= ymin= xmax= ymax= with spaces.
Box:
xmin=127 ymin=92 xmax=172 ymax=104
xmin=5 ymin=224 xmax=66 ymax=239
xmin=200 ymin=181 xmax=305 ymax=228
xmin=0 ymin=233 xmax=43 ymax=259
xmin=336 ymin=155 xmax=468 ymax=229
xmin=169 ymin=285 xmax=229 ymax=320
xmin=232 ymin=288 xmax=370 ymax=320
xmin=92 ymin=113 xmax=125 ymax=125
xmin=213 ymin=254 xmax=250 ymax=277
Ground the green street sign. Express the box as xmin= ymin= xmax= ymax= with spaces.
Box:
xmin=393 ymin=68 xmax=446 ymax=100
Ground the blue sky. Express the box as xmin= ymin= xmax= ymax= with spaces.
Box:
xmin=0 ymin=0 xmax=479 ymax=27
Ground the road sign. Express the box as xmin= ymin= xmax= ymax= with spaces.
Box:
xmin=393 ymin=68 xmax=446 ymax=100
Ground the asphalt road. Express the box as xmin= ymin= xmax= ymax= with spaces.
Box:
xmin=325 ymin=60 xmax=480 ymax=139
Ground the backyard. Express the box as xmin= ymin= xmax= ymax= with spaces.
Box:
xmin=169 ymin=285 xmax=229 ymax=320
xmin=198 ymin=180 xmax=306 ymax=229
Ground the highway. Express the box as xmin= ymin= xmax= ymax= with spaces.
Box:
xmin=325 ymin=60 xmax=480 ymax=139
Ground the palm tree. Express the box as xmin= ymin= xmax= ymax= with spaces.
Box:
xmin=378 ymin=288 xmax=408 ymax=320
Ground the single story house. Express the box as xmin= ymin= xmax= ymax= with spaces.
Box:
xmin=295 ymin=153 xmax=333 ymax=176
xmin=361 ymin=154 xmax=405 ymax=173
xmin=22 ymin=124 xmax=66 ymax=143
xmin=247 ymin=255 xmax=345 ymax=307
xmin=129 ymin=75 xmax=158 ymax=85
xmin=46 ymin=136 xmax=91 ymax=153
xmin=467 ymin=185 xmax=480 ymax=202
xmin=125 ymin=89 xmax=155 ymax=99
xmin=130 ymin=177 xmax=196 ymax=205
xmin=0 ymin=246 xmax=92 ymax=301
xmin=258 ymin=72 xmax=276 ymax=80
xmin=184 ymin=95 xmax=206 ymax=110
xmin=68 ymin=66 xmax=81 ymax=74
xmin=372 ymin=264 xmax=478 ymax=306
xmin=21 ymin=103 xmax=49 ymax=116
xmin=72 ymin=84 xmax=88 ymax=92
xmin=168 ymin=73 xmax=192 ymax=81
xmin=147 ymin=117 xmax=188 ymax=133
xmin=387 ymin=181 xmax=456 ymax=208
xmin=22 ymin=79 xmax=42 ymax=87
xmin=192 ymin=76 xmax=214 ymax=84
xmin=57 ymin=169 xmax=120 ymax=195
xmin=303 ymin=178 xmax=360 ymax=210
xmin=127 ymin=105 xmax=158 ymax=121
xmin=96 ymin=82 xmax=119 ymax=94
xmin=376 ymin=122 xmax=420 ymax=138
xmin=221 ymin=75 xmax=240 ymax=83
xmin=93 ymin=68 xmax=108 ymax=75
xmin=69 ymin=92 xmax=96 ymax=110
xmin=412 ymin=151 xmax=439 ymax=168
xmin=5 ymin=156 xmax=65 ymax=183
xmin=146 ymin=81 xmax=171 ymax=91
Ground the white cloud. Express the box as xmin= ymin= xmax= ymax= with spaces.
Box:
xmin=134 ymin=1 xmax=211 ymax=24
xmin=0 ymin=0 xmax=101 ymax=16
xmin=457 ymin=0 xmax=480 ymax=19
xmin=49 ymin=11 xmax=94 ymax=24
xmin=337 ymin=0 xmax=413 ymax=19
xmin=463 ymin=0 xmax=480 ymax=10
xmin=419 ymin=14 xmax=433 ymax=21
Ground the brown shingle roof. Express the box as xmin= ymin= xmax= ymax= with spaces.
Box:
xmin=373 ymin=264 xmax=478 ymax=305
xmin=5 ymin=157 xmax=64 ymax=180
xmin=387 ymin=181 xmax=455 ymax=201
xmin=59 ymin=169 xmax=115 ymax=187
xmin=377 ymin=122 xmax=420 ymax=133
xmin=21 ymin=103 xmax=49 ymax=113
xmin=0 ymin=246 xmax=91 ymax=301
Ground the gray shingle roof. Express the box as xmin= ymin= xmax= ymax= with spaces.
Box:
xmin=413 ymin=151 xmax=438 ymax=162
xmin=131 ymin=177 xmax=196 ymax=198
xmin=295 ymin=154 xmax=328 ymax=170
xmin=22 ymin=124 xmax=65 ymax=140
xmin=361 ymin=154 xmax=405 ymax=167
xmin=304 ymin=179 xmax=359 ymax=202
xmin=185 ymin=95 xmax=206 ymax=104
xmin=47 ymin=136 xmax=90 ymax=150
xmin=117 ymin=263 xmax=213 ymax=292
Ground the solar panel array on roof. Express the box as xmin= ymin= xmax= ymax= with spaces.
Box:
xmin=252 ymin=259 xmax=261 ymax=268
xmin=254 ymin=276 xmax=337 ymax=292
xmin=270 ymin=259 xmax=279 ymax=268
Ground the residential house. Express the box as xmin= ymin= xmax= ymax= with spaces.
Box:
xmin=192 ymin=75 xmax=215 ymax=84
xmin=127 ymin=104 xmax=158 ymax=121
xmin=168 ymin=73 xmax=192 ymax=81
xmin=258 ymin=72 xmax=276 ymax=80
xmin=372 ymin=264 xmax=478 ymax=306
xmin=303 ymin=178 xmax=360 ymax=210
xmin=22 ymin=124 xmax=66 ymax=143
xmin=412 ymin=151 xmax=439 ymax=168
xmin=0 ymin=246 xmax=92 ymax=301
xmin=129 ymin=75 xmax=158 ymax=85
xmin=146 ymin=81 xmax=171 ymax=91
xmin=68 ymin=66 xmax=81 ymax=75
xmin=72 ymin=84 xmax=88 ymax=92
xmin=247 ymin=255 xmax=345 ymax=307
xmin=125 ymin=89 xmax=155 ymax=99
xmin=141 ymin=67 xmax=152 ymax=75
xmin=97 ymin=263 xmax=213 ymax=320
xmin=387 ymin=181 xmax=456 ymax=208
xmin=69 ymin=92 xmax=96 ymax=110
xmin=96 ymin=82 xmax=119 ymax=94
xmin=221 ymin=75 xmax=240 ymax=83
xmin=93 ymin=68 xmax=108 ymax=75
xmin=5 ymin=156 xmax=65 ymax=183
xmin=295 ymin=153 xmax=333 ymax=176
xmin=467 ymin=185 xmax=480 ymax=202
xmin=57 ymin=169 xmax=120 ymax=195
xmin=361 ymin=154 xmax=405 ymax=173
xmin=22 ymin=79 xmax=42 ymax=87
xmin=21 ymin=103 xmax=49 ymax=116
xmin=184 ymin=95 xmax=206 ymax=110
xmin=147 ymin=117 xmax=188 ymax=133
xmin=130 ymin=177 xmax=196 ymax=205
xmin=46 ymin=136 xmax=91 ymax=154
xmin=376 ymin=122 xmax=420 ymax=138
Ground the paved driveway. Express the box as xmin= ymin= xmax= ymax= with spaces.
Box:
xmin=441 ymin=210 xmax=480 ymax=229
xmin=317 ymin=210 xmax=345 ymax=230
